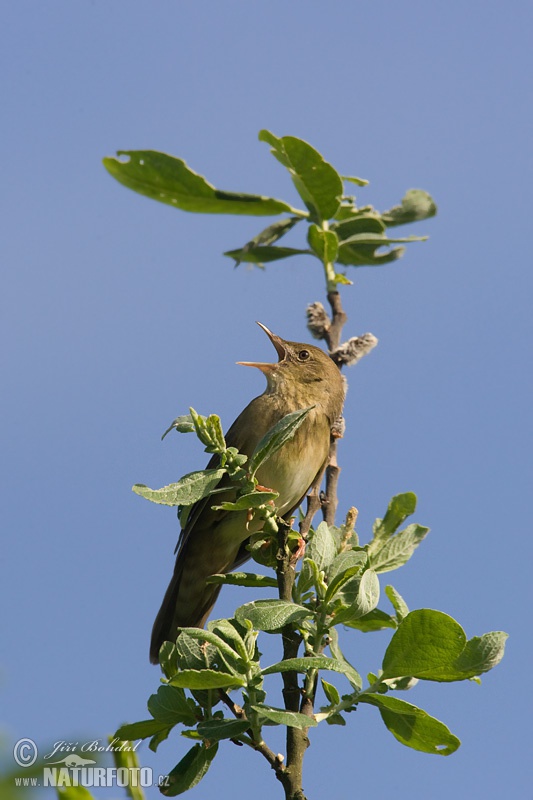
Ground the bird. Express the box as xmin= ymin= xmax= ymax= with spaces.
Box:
xmin=150 ymin=322 xmax=345 ymax=663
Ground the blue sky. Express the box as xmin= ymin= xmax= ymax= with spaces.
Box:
xmin=2 ymin=2 xmax=531 ymax=798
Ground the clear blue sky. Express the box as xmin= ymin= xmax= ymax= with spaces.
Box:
xmin=2 ymin=2 xmax=531 ymax=798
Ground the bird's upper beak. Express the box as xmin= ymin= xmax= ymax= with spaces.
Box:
xmin=237 ymin=322 xmax=286 ymax=372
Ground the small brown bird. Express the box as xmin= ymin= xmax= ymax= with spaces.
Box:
xmin=150 ymin=323 xmax=344 ymax=663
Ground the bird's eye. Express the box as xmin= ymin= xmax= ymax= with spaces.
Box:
xmin=298 ymin=349 xmax=310 ymax=361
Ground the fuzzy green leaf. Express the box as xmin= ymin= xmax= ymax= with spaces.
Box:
xmin=251 ymin=704 xmax=317 ymax=729
xmin=161 ymin=743 xmax=219 ymax=796
xmin=359 ymin=694 xmax=459 ymax=755
xmin=342 ymin=608 xmax=397 ymax=632
xmin=327 ymin=628 xmax=363 ymax=690
xmin=369 ymin=524 xmax=429 ymax=573
xmin=169 ymin=669 xmax=245 ymax=690
xmin=196 ymin=719 xmax=250 ymax=741
xmin=369 ymin=492 xmax=418 ymax=550
xmin=132 ymin=469 xmax=225 ymax=507
xmin=236 ymin=599 xmax=313 ymax=631
xmin=333 ymin=569 xmax=380 ymax=622
xmin=386 ymin=585 xmax=410 ymax=622
xmin=263 ymin=655 xmax=357 ymax=680
xmin=382 ymin=610 xmax=508 ymax=682
xmin=213 ymin=490 xmax=278 ymax=511
xmin=381 ymin=189 xmax=437 ymax=227
xmin=307 ymin=521 xmax=338 ymax=572
xmin=147 ymin=686 xmax=199 ymax=726
xmin=162 ymin=415 xmax=195 ymax=439
xmin=321 ymin=678 xmax=341 ymax=705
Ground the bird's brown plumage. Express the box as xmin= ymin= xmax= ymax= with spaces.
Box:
xmin=150 ymin=324 xmax=344 ymax=663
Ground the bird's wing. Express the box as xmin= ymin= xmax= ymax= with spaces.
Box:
xmin=173 ymin=395 xmax=280 ymax=557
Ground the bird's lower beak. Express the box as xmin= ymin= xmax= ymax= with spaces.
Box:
xmin=236 ymin=322 xmax=286 ymax=372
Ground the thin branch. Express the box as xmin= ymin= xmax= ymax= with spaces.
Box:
xmin=276 ymin=520 xmax=310 ymax=800
xmin=320 ymin=291 xmax=348 ymax=525
xmin=218 ymin=691 xmax=287 ymax=783
xmin=299 ymin=461 xmax=328 ymax=542
xmin=324 ymin=290 xmax=347 ymax=352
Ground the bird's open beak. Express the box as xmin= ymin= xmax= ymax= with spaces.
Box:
xmin=237 ymin=322 xmax=286 ymax=372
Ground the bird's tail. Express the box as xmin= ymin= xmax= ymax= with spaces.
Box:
xmin=149 ymin=567 xmax=223 ymax=664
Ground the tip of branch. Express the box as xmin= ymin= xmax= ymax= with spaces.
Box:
xmin=306 ymin=302 xmax=331 ymax=340
xmin=331 ymin=333 xmax=378 ymax=366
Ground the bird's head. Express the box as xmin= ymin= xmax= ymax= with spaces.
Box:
xmin=237 ymin=322 xmax=345 ymax=420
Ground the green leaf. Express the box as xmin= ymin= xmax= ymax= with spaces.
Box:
xmin=296 ymin=557 xmax=320 ymax=595
xmin=161 ymin=743 xmax=219 ymax=796
xmin=259 ymin=130 xmax=343 ymax=221
xmin=224 ymin=245 xmax=309 ymax=266
xmin=244 ymin=216 xmax=302 ymax=247
xmin=340 ymin=233 xmax=426 ymax=248
xmin=109 ymin=743 xmax=145 ymax=800
xmin=359 ymin=694 xmax=459 ymax=755
xmin=169 ymin=669 xmax=245 ymax=690
xmin=206 ymin=572 xmax=278 ymax=588
xmin=188 ymin=409 xmax=226 ymax=453
xmin=159 ymin=640 xmax=179 ymax=679
xmin=336 ymin=243 xmax=406 ymax=268
xmin=331 ymin=210 xmax=428 ymax=267
xmin=325 ymin=713 xmax=347 ymax=726
xmin=382 ymin=610 xmax=508 ymax=682
xmin=333 ymin=569 xmax=380 ymax=622
xmin=342 ymin=608 xmax=397 ymax=632
xmin=385 ymin=585 xmax=409 ymax=622
xmin=327 ymin=550 xmax=367 ymax=583
xmin=454 ymin=631 xmax=510 ymax=677
xmin=248 ymin=406 xmax=314 ymax=477
xmin=369 ymin=492 xmax=418 ymax=550
xmin=150 ymin=726 xmax=172 ymax=753
xmin=325 ymin=564 xmax=365 ymax=605
xmin=307 ymin=225 xmax=339 ymax=264
xmin=332 ymin=212 xmax=385 ymax=241
xmin=252 ymin=704 xmax=317 ymax=729
xmin=321 ymin=678 xmax=340 ymax=705
xmin=369 ymin=524 xmax=429 ymax=573
xmin=236 ymin=599 xmax=313 ymax=631
xmin=196 ymin=719 xmax=250 ymax=741
xmin=132 ymin=469 xmax=225 ymax=507
xmin=175 ymin=631 xmax=218 ymax=671
xmin=356 ymin=568 xmax=380 ymax=614
xmin=327 ymin=628 xmax=363 ymax=690
xmin=207 ymin=618 xmax=252 ymax=665
xmin=307 ymin=521 xmax=338 ymax=572
xmin=147 ymin=686 xmax=198 ymax=726
xmin=381 ymin=189 xmax=437 ymax=227
xmin=162 ymin=414 xmax=195 ymax=439
xmin=342 ymin=174 xmax=369 ymax=187
xmin=103 ymin=150 xmax=295 ymax=216
xmin=213 ymin=490 xmax=278 ymax=512
xmin=175 ymin=627 xmax=245 ymax=667
xmin=115 ymin=719 xmax=171 ymax=742
xmin=263 ymin=655 xmax=358 ymax=681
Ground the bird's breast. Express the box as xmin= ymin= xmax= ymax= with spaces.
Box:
xmin=255 ymin=409 xmax=330 ymax=515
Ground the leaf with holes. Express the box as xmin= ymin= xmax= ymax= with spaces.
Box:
xmin=103 ymin=150 xmax=296 ymax=216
